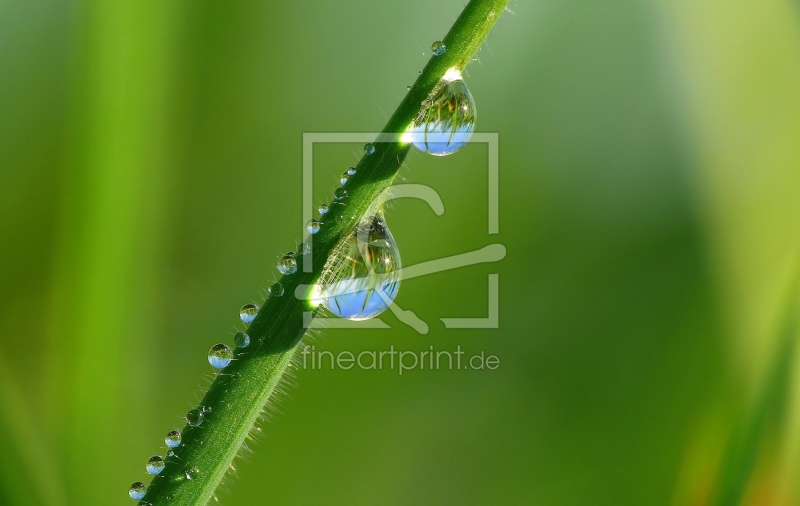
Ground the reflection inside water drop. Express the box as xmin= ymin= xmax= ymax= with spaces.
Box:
xmin=239 ymin=303 xmax=258 ymax=324
xmin=405 ymin=69 xmax=476 ymax=156
xmin=146 ymin=456 xmax=165 ymax=475
xmin=165 ymin=430 xmax=181 ymax=448
xmin=208 ymin=343 xmax=233 ymax=369
xmin=315 ymin=214 xmax=400 ymax=320
xmin=186 ymin=408 xmax=204 ymax=426
xmin=129 ymin=482 xmax=146 ymax=500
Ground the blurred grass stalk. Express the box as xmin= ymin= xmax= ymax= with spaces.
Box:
xmin=36 ymin=2 xmax=177 ymax=505
xmin=665 ymin=0 xmax=800 ymax=504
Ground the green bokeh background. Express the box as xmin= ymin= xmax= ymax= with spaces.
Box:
xmin=2 ymin=1 xmax=800 ymax=505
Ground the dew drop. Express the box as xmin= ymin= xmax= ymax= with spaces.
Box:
xmin=406 ymin=85 xmax=411 ymax=92
xmin=186 ymin=409 xmax=204 ymax=426
xmin=165 ymin=430 xmax=181 ymax=448
xmin=239 ymin=303 xmax=258 ymax=324
xmin=185 ymin=467 xmax=200 ymax=480
xmin=406 ymin=70 xmax=476 ymax=156
xmin=129 ymin=482 xmax=146 ymax=500
xmin=167 ymin=449 xmax=176 ymax=458
xmin=278 ymin=254 xmax=297 ymax=274
xmin=307 ymin=219 xmax=321 ymax=234
xmin=146 ymin=456 xmax=165 ymax=475
xmin=364 ymin=143 xmax=375 ymax=155
xmin=347 ymin=167 xmax=356 ymax=176
xmin=269 ymin=283 xmax=284 ymax=297
xmin=319 ymin=204 xmax=329 ymax=215
xmin=202 ymin=405 xmax=212 ymax=413
xmin=234 ymin=332 xmax=250 ymax=348
xmin=431 ymin=40 xmax=446 ymax=56
xmin=208 ymin=343 xmax=233 ymax=369
xmin=315 ymin=214 xmax=401 ymax=320
xmin=334 ymin=188 xmax=348 ymax=201
xmin=340 ymin=172 xmax=350 ymax=185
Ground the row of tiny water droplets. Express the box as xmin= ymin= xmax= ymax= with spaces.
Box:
xmin=129 ymin=282 xmax=287 ymax=500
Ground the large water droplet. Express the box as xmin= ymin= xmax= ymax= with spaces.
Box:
xmin=129 ymin=482 xmax=146 ymax=500
xmin=208 ymin=343 xmax=233 ymax=369
xmin=186 ymin=409 xmax=204 ymax=426
xmin=165 ymin=430 xmax=181 ymax=448
xmin=234 ymin=332 xmax=250 ymax=348
xmin=406 ymin=70 xmax=476 ymax=156
xmin=431 ymin=40 xmax=446 ymax=56
xmin=278 ymin=254 xmax=297 ymax=274
xmin=239 ymin=303 xmax=258 ymax=324
xmin=146 ymin=456 xmax=165 ymax=475
xmin=315 ymin=214 xmax=401 ymax=320
xmin=269 ymin=283 xmax=284 ymax=297
xmin=307 ymin=219 xmax=321 ymax=234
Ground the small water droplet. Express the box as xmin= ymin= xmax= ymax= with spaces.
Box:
xmin=307 ymin=219 xmax=321 ymax=234
xmin=208 ymin=343 xmax=233 ymax=369
xmin=419 ymin=70 xmax=423 ymax=74
xmin=278 ymin=254 xmax=297 ymax=274
xmin=315 ymin=214 xmax=401 ymax=320
xmin=406 ymin=70 xmax=476 ymax=156
xmin=269 ymin=283 xmax=284 ymax=297
xmin=347 ymin=167 xmax=356 ymax=176
xmin=202 ymin=405 xmax=212 ymax=413
xmin=234 ymin=332 xmax=250 ymax=348
xmin=431 ymin=40 xmax=446 ymax=56
xmin=167 ymin=449 xmax=176 ymax=458
xmin=186 ymin=409 xmax=204 ymax=426
xmin=334 ymin=188 xmax=348 ymax=201
xmin=364 ymin=143 xmax=375 ymax=155
xmin=319 ymin=204 xmax=329 ymax=215
xmin=165 ymin=430 xmax=181 ymax=448
xmin=185 ymin=467 xmax=200 ymax=480
xmin=340 ymin=172 xmax=350 ymax=185
xmin=239 ymin=303 xmax=258 ymax=324
xmin=406 ymin=85 xmax=411 ymax=92
xmin=129 ymin=482 xmax=146 ymax=500
xmin=146 ymin=456 xmax=165 ymax=475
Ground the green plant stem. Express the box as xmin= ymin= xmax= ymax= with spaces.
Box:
xmin=142 ymin=1 xmax=509 ymax=504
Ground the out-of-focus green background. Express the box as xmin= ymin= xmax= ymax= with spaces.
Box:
xmin=3 ymin=1 xmax=800 ymax=505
